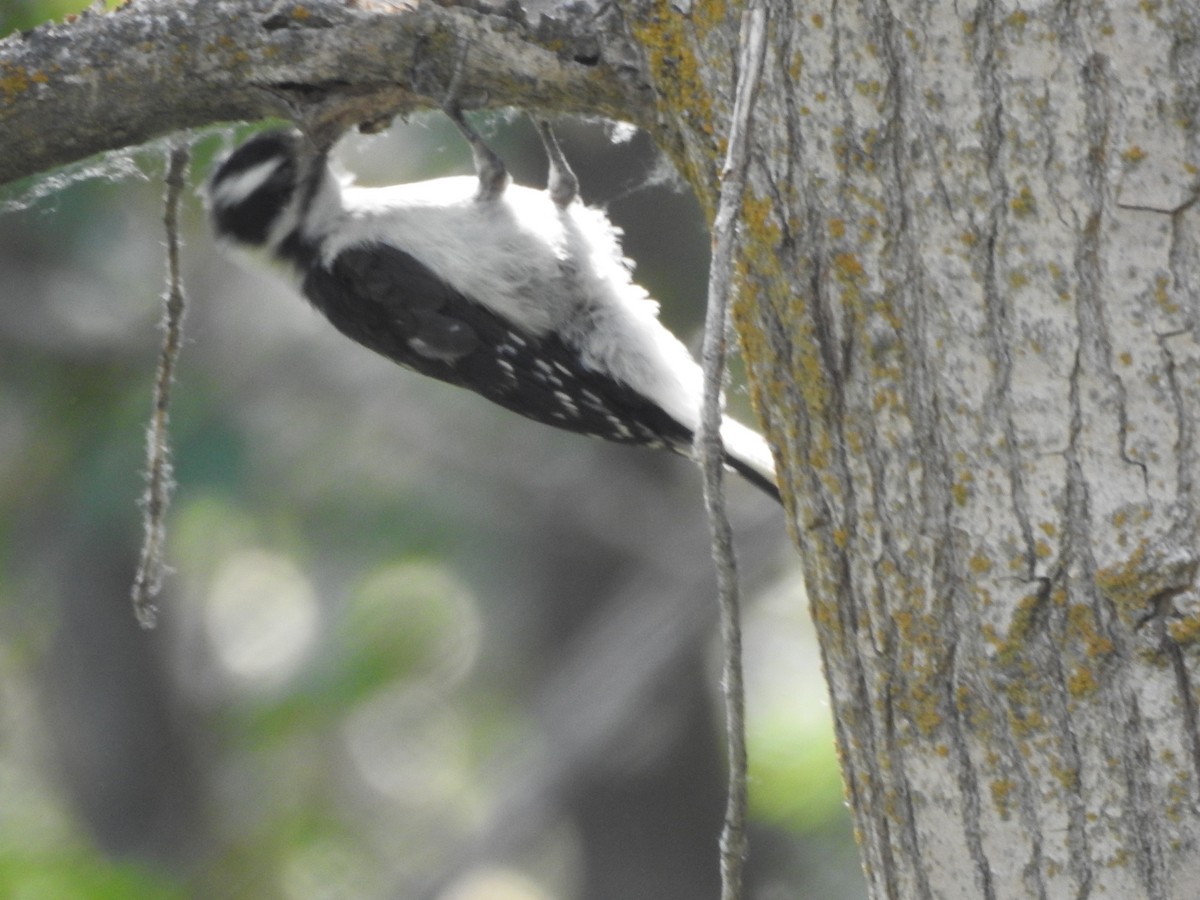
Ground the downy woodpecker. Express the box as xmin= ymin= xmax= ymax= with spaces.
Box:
xmin=205 ymin=113 xmax=780 ymax=502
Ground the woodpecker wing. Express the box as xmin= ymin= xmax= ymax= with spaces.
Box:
xmin=317 ymin=242 xmax=478 ymax=358
xmin=302 ymin=243 xmax=696 ymax=452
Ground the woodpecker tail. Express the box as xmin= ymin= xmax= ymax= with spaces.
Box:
xmin=717 ymin=418 xmax=782 ymax=504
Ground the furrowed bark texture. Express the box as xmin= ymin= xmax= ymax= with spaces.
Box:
xmin=643 ymin=1 xmax=1200 ymax=897
xmin=624 ymin=0 xmax=1200 ymax=896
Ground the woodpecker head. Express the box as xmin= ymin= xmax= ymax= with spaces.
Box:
xmin=206 ymin=129 xmax=332 ymax=261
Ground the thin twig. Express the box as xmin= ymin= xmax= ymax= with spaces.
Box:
xmin=695 ymin=3 xmax=768 ymax=899
xmin=131 ymin=141 xmax=191 ymax=629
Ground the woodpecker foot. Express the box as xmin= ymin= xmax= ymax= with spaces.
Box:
xmin=441 ymin=41 xmax=508 ymax=202
xmin=534 ymin=118 xmax=578 ymax=208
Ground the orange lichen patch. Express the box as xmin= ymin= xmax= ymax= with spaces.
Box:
xmin=0 ymin=63 xmax=48 ymax=101
xmin=1066 ymin=604 xmax=1115 ymax=658
xmin=1009 ymin=184 xmax=1037 ymax=217
xmin=1067 ymin=666 xmax=1099 ymax=698
xmin=1168 ymin=615 xmax=1200 ymax=646
xmin=990 ymin=778 xmax=1016 ymax=818
xmin=833 ymin=252 xmax=866 ymax=283
xmin=969 ymin=553 xmax=992 ymax=575
xmin=1121 ymin=145 xmax=1147 ymax=164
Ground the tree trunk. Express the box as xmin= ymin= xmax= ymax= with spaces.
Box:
xmin=629 ymin=0 xmax=1200 ymax=895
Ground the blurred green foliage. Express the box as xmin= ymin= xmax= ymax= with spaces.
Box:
xmin=0 ymin=0 xmax=123 ymax=36
xmin=0 ymin=6 xmax=864 ymax=893
xmin=0 ymin=853 xmax=185 ymax=900
xmin=751 ymin=708 xmax=848 ymax=833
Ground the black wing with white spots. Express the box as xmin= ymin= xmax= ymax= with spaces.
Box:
xmin=302 ymin=243 xmax=696 ymax=453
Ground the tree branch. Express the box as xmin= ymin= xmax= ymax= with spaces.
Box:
xmin=698 ymin=4 xmax=768 ymax=899
xmin=0 ymin=0 xmax=652 ymax=186
xmin=131 ymin=140 xmax=191 ymax=631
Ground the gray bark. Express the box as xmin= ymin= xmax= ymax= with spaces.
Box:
xmin=0 ymin=0 xmax=648 ymax=185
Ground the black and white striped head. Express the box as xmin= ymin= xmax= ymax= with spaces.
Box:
xmin=206 ymin=129 xmax=330 ymax=259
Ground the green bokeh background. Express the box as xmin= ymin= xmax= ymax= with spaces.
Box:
xmin=0 ymin=3 xmax=865 ymax=897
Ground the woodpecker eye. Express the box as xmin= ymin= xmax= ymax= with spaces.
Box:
xmin=209 ymin=132 xmax=300 ymax=247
